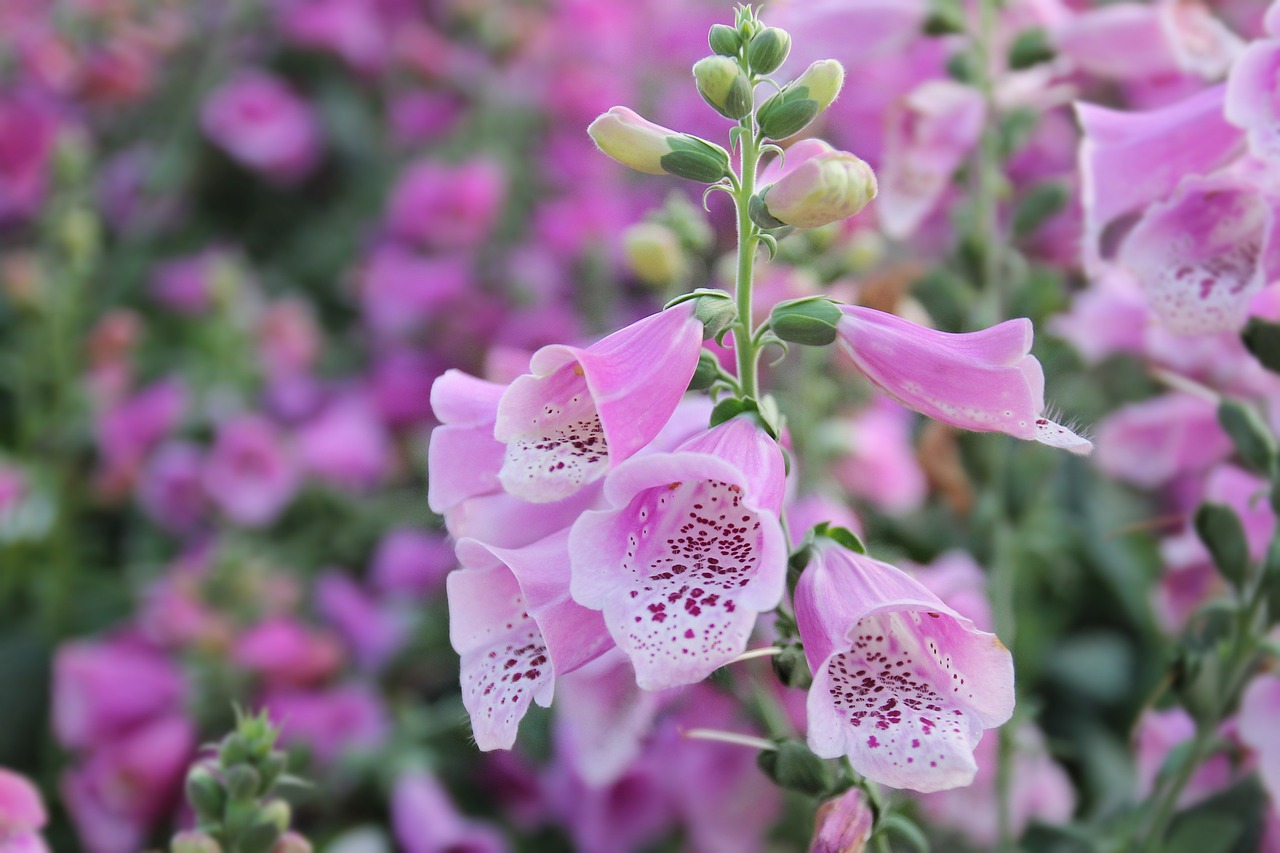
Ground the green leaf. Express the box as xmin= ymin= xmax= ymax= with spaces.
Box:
xmin=1009 ymin=27 xmax=1055 ymax=69
xmin=1194 ymin=503 xmax=1249 ymax=589
xmin=756 ymin=740 xmax=834 ymax=796
xmin=1241 ymin=317 xmax=1280 ymax=374
xmin=1217 ymin=400 xmax=1277 ymax=473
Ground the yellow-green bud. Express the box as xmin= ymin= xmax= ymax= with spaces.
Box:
xmin=225 ymin=765 xmax=261 ymax=801
xmin=747 ymin=27 xmax=791 ymax=75
xmin=185 ymin=765 xmax=227 ymax=824
xmin=624 ymin=222 xmax=686 ymax=288
xmin=172 ymin=831 xmax=224 ymax=853
xmin=587 ymin=107 xmax=731 ymax=183
xmin=260 ymin=799 xmax=292 ymax=833
xmin=708 ymin=23 xmax=741 ymax=56
xmin=756 ymin=146 xmax=876 ymax=229
xmin=769 ymin=297 xmax=843 ymax=347
xmin=693 ymin=56 xmax=753 ymax=120
xmin=757 ymin=59 xmax=845 ymax=140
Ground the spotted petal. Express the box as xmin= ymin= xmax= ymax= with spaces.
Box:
xmin=795 ymin=541 xmax=1013 ymax=793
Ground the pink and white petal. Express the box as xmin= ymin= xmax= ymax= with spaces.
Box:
xmin=430 ymin=369 xmax=506 ymax=427
xmin=1240 ymin=674 xmax=1280 ymax=804
xmin=675 ymin=419 xmax=788 ymax=515
xmin=447 ymin=566 xmax=554 ymax=751
xmin=570 ymin=453 xmax=787 ymax=690
xmin=1225 ymin=40 xmax=1280 ymax=167
xmin=1033 ymin=417 xmax=1093 ymax=455
xmin=461 ymin=531 xmax=614 ymax=676
xmin=1159 ymin=0 xmax=1246 ymax=79
xmin=554 ymin=651 xmax=665 ymax=786
xmin=1119 ymin=173 xmax=1278 ymax=335
xmin=443 ymin=483 xmax=602 ymax=550
xmin=426 ymin=423 xmax=506 ymax=514
xmin=496 ymin=364 xmax=609 ymax=503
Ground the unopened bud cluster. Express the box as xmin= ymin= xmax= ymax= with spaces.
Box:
xmin=172 ymin=710 xmax=311 ymax=853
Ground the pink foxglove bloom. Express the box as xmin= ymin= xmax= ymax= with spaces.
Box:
xmin=201 ymin=71 xmax=321 ymax=185
xmin=836 ymin=307 xmax=1092 ymax=454
xmin=1134 ymin=707 xmax=1234 ymax=805
xmin=360 ymin=247 xmax=470 ymax=337
xmin=450 ymin=530 xmax=613 ymax=750
xmin=1118 ymin=171 xmax=1280 ymax=335
xmin=1226 ymin=13 xmax=1280 ymax=167
xmin=53 ymin=640 xmax=186 ymax=750
xmin=877 ymin=80 xmax=985 ymax=239
xmin=553 ymin=652 xmax=664 ymax=787
xmin=231 ymin=617 xmax=344 ymax=687
xmin=1241 ymin=674 xmax=1280 ymax=805
xmin=1076 ymin=87 xmax=1242 ymax=271
xmin=494 ymin=306 xmax=704 ymax=503
xmin=392 ymin=769 xmax=508 ymax=853
xmin=0 ymin=92 xmax=58 ymax=224
xmin=795 ymin=541 xmax=1014 ymax=792
xmin=263 ymin=684 xmax=389 ymax=765
xmin=569 ymin=417 xmax=787 ymax=690
xmin=832 ymin=399 xmax=928 ymax=514
xmin=385 ymin=159 xmax=506 ymax=250
xmin=0 ymin=767 xmax=49 ymax=853
xmin=1095 ymin=393 xmax=1233 ymax=488
xmin=203 ymin=415 xmax=299 ymax=527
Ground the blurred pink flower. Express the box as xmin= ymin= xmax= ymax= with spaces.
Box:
xmin=359 ymin=247 xmax=470 ymax=337
xmin=52 ymin=639 xmax=186 ymax=751
xmin=61 ymin=715 xmax=195 ymax=853
xmin=232 ymin=617 xmax=344 ymax=687
xmin=385 ymin=159 xmax=506 ymax=250
xmin=369 ymin=528 xmax=453 ymax=597
xmin=258 ymin=297 xmax=321 ymax=378
xmin=149 ymin=249 xmax=225 ymax=315
xmin=392 ymin=770 xmax=508 ymax=853
xmin=137 ymin=440 xmax=208 ymax=534
xmin=315 ymin=570 xmax=410 ymax=671
xmin=0 ymin=92 xmax=58 ymax=223
xmin=1134 ymin=707 xmax=1234 ymax=806
xmin=263 ymin=683 xmax=389 ymax=765
xmin=202 ymin=70 xmax=322 ymax=184
xmin=203 ymin=415 xmax=299 ymax=527
xmin=0 ymin=767 xmax=49 ymax=853
xmin=95 ymin=378 xmax=187 ymax=480
xmin=1095 ymin=394 xmax=1233 ymax=488
xmin=832 ymin=399 xmax=928 ymax=514
xmin=278 ymin=0 xmax=389 ymax=75
xmin=295 ymin=396 xmax=390 ymax=491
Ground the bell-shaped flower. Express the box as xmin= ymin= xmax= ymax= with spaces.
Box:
xmin=835 ymin=306 xmax=1092 ymax=454
xmin=877 ymin=80 xmax=985 ymax=239
xmin=0 ymin=767 xmax=49 ymax=853
xmin=569 ymin=417 xmax=787 ymax=690
xmin=1226 ymin=21 xmax=1280 ymax=168
xmin=1075 ymin=86 xmax=1242 ymax=271
xmin=795 ymin=540 xmax=1014 ymax=793
xmin=1118 ymin=171 xmax=1280 ymax=335
xmin=810 ymin=787 xmax=873 ymax=853
xmin=494 ymin=306 xmax=704 ymax=503
xmin=450 ymin=529 xmax=613 ymax=750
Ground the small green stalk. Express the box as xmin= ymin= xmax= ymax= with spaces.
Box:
xmin=733 ymin=117 xmax=763 ymax=400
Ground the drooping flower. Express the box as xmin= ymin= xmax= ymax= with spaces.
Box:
xmin=835 ymin=306 xmax=1092 ymax=454
xmin=754 ymin=139 xmax=877 ymax=229
xmin=450 ymin=529 xmax=613 ymax=750
xmin=1095 ymin=393 xmax=1233 ymax=488
xmin=392 ymin=769 xmax=508 ymax=853
xmin=1225 ymin=16 xmax=1280 ymax=167
xmin=810 ymin=787 xmax=873 ymax=853
xmin=494 ymin=306 xmax=704 ymax=503
xmin=202 ymin=415 xmax=299 ymax=527
xmin=795 ymin=540 xmax=1014 ymax=792
xmin=569 ymin=417 xmax=787 ymax=690
xmin=201 ymin=70 xmax=322 ymax=185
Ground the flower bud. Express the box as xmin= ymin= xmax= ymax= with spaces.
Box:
xmin=185 ymin=765 xmax=227 ymax=824
xmin=588 ymin=107 xmax=731 ymax=183
xmin=757 ymin=60 xmax=845 ymax=140
xmin=270 ymin=832 xmax=313 ymax=853
xmin=260 ymin=799 xmax=292 ymax=832
xmin=708 ymin=23 xmax=742 ymax=56
xmin=747 ymin=27 xmax=791 ymax=75
xmin=770 ymin=298 xmax=844 ymax=346
xmin=810 ymin=788 xmax=873 ymax=853
xmin=757 ymin=148 xmax=876 ymax=229
xmin=693 ymin=56 xmax=753 ymax=120
xmin=693 ymin=291 xmax=738 ymax=340
xmin=172 ymin=831 xmax=224 ymax=853
xmin=771 ymin=643 xmax=812 ymax=689
xmin=225 ymin=765 xmax=262 ymax=801
xmin=624 ymin=222 xmax=686 ymax=288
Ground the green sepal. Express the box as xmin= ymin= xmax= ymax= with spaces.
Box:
xmin=710 ymin=396 xmax=759 ymax=429
xmin=1008 ymin=27 xmax=1055 ymax=69
xmin=812 ymin=521 xmax=867 ymax=554
xmin=660 ymin=136 xmax=732 ymax=183
xmin=708 ymin=23 xmax=741 ymax=56
xmin=769 ymin=296 xmax=843 ymax=346
xmin=687 ymin=349 xmax=722 ymax=391
xmin=1242 ymin=317 xmax=1280 ymax=374
xmin=749 ymin=193 xmax=785 ymax=230
xmin=757 ymin=740 xmax=835 ymax=797
xmin=771 ymin=644 xmax=813 ymax=690
xmin=1217 ymin=400 xmax=1277 ymax=474
xmin=225 ymin=764 xmax=262 ymax=802
xmin=1193 ymin=502 xmax=1249 ymax=590
xmin=757 ymin=94 xmax=820 ymax=141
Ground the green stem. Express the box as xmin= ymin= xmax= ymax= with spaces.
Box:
xmin=733 ymin=121 xmax=762 ymax=399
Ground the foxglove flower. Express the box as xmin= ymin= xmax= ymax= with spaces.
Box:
xmin=450 ymin=530 xmax=613 ymax=750
xmin=494 ymin=306 xmax=704 ymax=503
xmin=569 ymin=417 xmax=787 ymax=690
xmin=836 ymin=306 xmax=1092 ymax=454
xmin=1226 ymin=11 xmax=1280 ymax=167
xmin=795 ymin=541 xmax=1014 ymax=792
xmin=0 ymin=767 xmax=49 ymax=853
xmin=810 ymin=787 xmax=873 ymax=853
xmin=1118 ymin=170 xmax=1280 ymax=335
